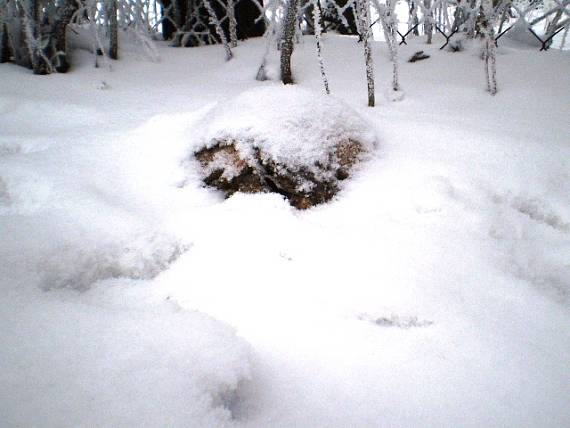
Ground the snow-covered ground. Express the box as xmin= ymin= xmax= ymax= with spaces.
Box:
xmin=1 ymin=33 xmax=569 ymax=427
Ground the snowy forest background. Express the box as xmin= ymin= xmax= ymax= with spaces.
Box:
xmin=0 ymin=0 xmax=568 ymax=93
xmin=1 ymin=0 xmax=569 ymax=427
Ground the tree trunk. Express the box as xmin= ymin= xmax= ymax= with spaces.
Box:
xmin=108 ymin=0 xmax=118 ymax=59
xmin=161 ymin=0 xmax=176 ymax=40
xmin=425 ymin=0 xmax=433 ymax=44
xmin=171 ymin=0 xmax=188 ymax=46
xmin=227 ymin=0 xmax=238 ymax=47
xmin=357 ymin=0 xmax=375 ymax=106
xmin=482 ymin=0 xmax=497 ymax=95
xmin=52 ymin=0 xmax=80 ymax=73
xmin=0 ymin=22 xmax=12 ymax=63
xmin=30 ymin=0 xmax=51 ymax=75
xmin=281 ymin=0 xmax=299 ymax=84
xmin=313 ymin=0 xmax=330 ymax=94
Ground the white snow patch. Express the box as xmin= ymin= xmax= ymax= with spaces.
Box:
xmin=195 ymin=85 xmax=377 ymax=176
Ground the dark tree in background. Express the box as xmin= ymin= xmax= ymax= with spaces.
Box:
xmin=160 ymin=0 xmax=265 ymax=46
xmin=323 ymin=0 xmax=358 ymax=35
xmin=52 ymin=0 xmax=80 ymax=72
xmin=235 ymin=0 xmax=265 ymax=39
xmin=107 ymin=0 xmax=118 ymax=60
xmin=0 ymin=22 xmax=11 ymax=62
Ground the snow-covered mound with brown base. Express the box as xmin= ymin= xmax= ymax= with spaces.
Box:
xmin=193 ymin=86 xmax=376 ymax=208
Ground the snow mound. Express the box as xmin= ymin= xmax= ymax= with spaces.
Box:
xmin=193 ymin=86 xmax=377 ymax=208
xmin=195 ymin=85 xmax=377 ymax=171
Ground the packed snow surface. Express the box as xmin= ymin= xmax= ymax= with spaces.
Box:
xmin=1 ymin=34 xmax=570 ymax=427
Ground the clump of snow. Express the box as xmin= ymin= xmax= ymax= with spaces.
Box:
xmin=195 ymin=85 xmax=377 ymax=176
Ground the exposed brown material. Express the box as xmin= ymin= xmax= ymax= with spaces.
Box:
xmin=195 ymin=139 xmax=365 ymax=209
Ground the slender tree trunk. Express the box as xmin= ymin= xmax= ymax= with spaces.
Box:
xmin=313 ymin=0 xmax=330 ymax=94
xmin=161 ymin=0 xmax=176 ymax=40
xmin=410 ymin=1 xmax=420 ymax=35
xmin=0 ymin=22 xmax=11 ymax=63
xmin=281 ymin=0 xmax=299 ymax=84
xmin=204 ymin=0 xmax=233 ymax=60
xmin=387 ymin=0 xmax=400 ymax=91
xmin=171 ymin=0 xmax=188 ymax=46
xmin=482 ymin=0 xmax=497 ymax=95
xmin=108 ymin=0 xmax=118 ymax=59
xmin=484 ymin=36 xmax=497 ymax=95
xmin=30 ymin=0 xmax=51 ymax=74
xmin=425 ymin=0 xmax=433 ymax=44
xmin=357 ymin=0 xmax=375 ymax=106
xmin=227 ymin=0 xmax=238 ymax=47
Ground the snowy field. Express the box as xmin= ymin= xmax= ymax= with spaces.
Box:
xmin=1 ymin=33 xmax=570 ymax=427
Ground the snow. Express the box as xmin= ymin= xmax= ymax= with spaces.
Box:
xmin=195 ymin=85 xmax=376 ymax=176
xmin=1 ymin=34 xmax=570 ymax=427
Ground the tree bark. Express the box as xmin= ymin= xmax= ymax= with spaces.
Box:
xmin=313 ymin=0 xmax=330 ymax=94
xmin=227 ymin=0 xmax=238 ymax=47
xmin=425 ymin=0 xmax=433 ymax=44
xmin=108 ymin=0 xmax=118 ymax=59
xmin=357 ymin=0 xmax=375 ymax=106
xmin=52 ymin=0 xmax=80 ymax=73
xmin=281 ymin=0 xmax=299 ymax=84
xmin=160 ymin=0 xmax=176 ymax=40
xmin=482 ymin=0 xmax=497 ymax=95
xmin=30 ymin=0 xmax=51 ymax=75
xmin=0 ymin=22 xmax=12 ymax=63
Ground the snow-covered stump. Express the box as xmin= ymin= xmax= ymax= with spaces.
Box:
xmin=193 ymin=87 xmax=376 ymax=209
